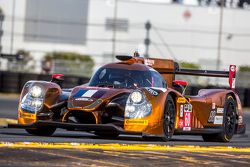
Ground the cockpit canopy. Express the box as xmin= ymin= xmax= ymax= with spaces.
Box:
xmin=89 ymin=67 xmax=166 ymax=88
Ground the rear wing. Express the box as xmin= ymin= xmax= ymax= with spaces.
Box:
xmin=152 ymin=60 xmax=236 ymax=90
xmin=160 ymin=64 xmax=236 ymax=90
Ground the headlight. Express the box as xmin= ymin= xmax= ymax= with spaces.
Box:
xmin=21 ymin=85 xmax=44 ymax=113
xmin=125 ymin=90 xmax=152 ymax=119
xmin=130 ymin=91 xmax=143 ymax=103
xmin=30 ymin=85 xmax=43 ymax=98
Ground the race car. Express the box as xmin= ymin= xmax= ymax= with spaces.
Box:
xmin=10 ymin=53 xmax=246 ymax=142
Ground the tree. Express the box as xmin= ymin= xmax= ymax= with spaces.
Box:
xmin=239 ymin=65 xmax=250 ymax=72
xmin=180 ymin=61 xmax=200 ymax=69
xmin=7 ymin=49 xmax=36 ymax=73
xmin=43 ymin=52 xmax=94 ymax=77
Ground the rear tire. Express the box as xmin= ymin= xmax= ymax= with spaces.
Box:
xmin=25 ymin=127 xmax=56 ymax=136
xmin=162 ymin=95 xmax=176 ymax=141
xmin=202 ymin=95 xmax=236 ymax=142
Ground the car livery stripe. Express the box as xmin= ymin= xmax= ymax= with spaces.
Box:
xmin=74 ymin=90 xmax=100 ymax=98
xmin=92 ymin=90 xmax=106 ymax=99
xmin=81 ymin=90 xmax=98 ymax=98
xmin=73 ymin=90 xmax=88 ymax=98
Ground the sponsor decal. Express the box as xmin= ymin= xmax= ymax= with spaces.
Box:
xmin=183 ymin=109 xmax=192 ymax=131
xmin=177 ymin=97 xmax=186 ymax=103
xmin=232 ymin=78 xmax=236 ymax=89
xmin=229 ymin=65 xmax=236 ymax=89
xmin=188 ymin=104 xmax=192 ymax=112
xmin=180 ymin=105 xmax=184 ymax=117
xmin=238 ymin=116 xmax=243 ymax=124
xmin=178 ymin=119 xmax=184 ymax=128
xmin=145 ymin=59 xmax=155 ymax=66
xmin=184 ymin=104 xmax=192 ymax=113
xmin=217 ymin=108 xmax=224 ymax=114
xmin=20 ymin=112 xmax=36 ymax=119
xmin=230 ymin=65 xmax=236 ymax=72
xmin=145 ymin=87 xmax=159 ymax=96
xmin=125 ymin=119 xmax=148 ymax=125
xmin=75 ymin=97 xmax=93 ymax=102
xmin=208 ymin=110 xmax=216 ymax=123
xmin=183 ymin=127 xmax=191 ymax=131
xmin=214 ymin=116 xmax=223 ymax=125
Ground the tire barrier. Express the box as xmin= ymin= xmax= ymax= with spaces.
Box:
xmin=235 ymin=88 xmax=245 ymax=106
xmin=18 ymin=73 xmax=39 ymax=92
xmin=0 ymin=71 xmax=250 ymax=107
xmin=243 ymin=88 xmax=250 ymax=107
xmin=0 ymin=71 xmax=89 ymax=94
xmin=0 ymin=72 xmax=19 ymax=93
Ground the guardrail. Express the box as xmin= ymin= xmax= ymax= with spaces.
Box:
xmin=0 ymin=71 xmax=249 ymax=107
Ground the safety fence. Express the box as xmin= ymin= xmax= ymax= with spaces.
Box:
xmin=0 ymin=71 xmax=249 ymax=107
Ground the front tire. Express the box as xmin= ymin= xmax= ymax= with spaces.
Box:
xmin=25 ymin=127 xmax=56 ymax=136
xmin=202 ymin=95 xmax=236 ymax=142
xmin=162 ymin=95 xmax=176 ymax=141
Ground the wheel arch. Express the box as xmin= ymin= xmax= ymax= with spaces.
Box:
xmin=225 ymin=91 xmax=245 ymax=134
xmin=167 ymin=91 xmax=177 ymax=109
xmin=225 ymin=91 xmax=242 ymax=116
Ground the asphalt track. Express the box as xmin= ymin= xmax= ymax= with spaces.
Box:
xmin=0 ymin=95 xmax=250 ymax=166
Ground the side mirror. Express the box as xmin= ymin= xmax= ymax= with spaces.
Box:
xmin=173 ymin=80 xmax=188 ymax=95
xmin=51 ymin=74 xmax=64 ymax=88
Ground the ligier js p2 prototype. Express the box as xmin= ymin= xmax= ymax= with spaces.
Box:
xmin=10 ymin=54 xmax=245 ymax=142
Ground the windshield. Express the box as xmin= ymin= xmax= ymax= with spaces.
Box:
xmin=89 ymin=68 xmax=166 ymax=88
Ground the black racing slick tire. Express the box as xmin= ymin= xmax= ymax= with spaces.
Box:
xmin=25 ymin=127 xmax=56 ymax=136
xmin=162 ymin=95 xmax=176 ymax=142
xmin=202 ymin=95 xmax=237 ymax=142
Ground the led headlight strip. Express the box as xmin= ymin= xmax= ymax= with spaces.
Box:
xmin=125 ymin=90 xmax=152 ymax=119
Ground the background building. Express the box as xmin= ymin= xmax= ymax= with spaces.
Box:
xmin=0 ymin=0 xmax=250 ymax=76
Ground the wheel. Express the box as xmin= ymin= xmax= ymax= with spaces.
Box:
xmin=162 ymin=95 xmax=176 ymax=141
xmin=25 ymin=127 xmax=56 ymax=136
xmin=94 ymin=132 xmax=119 ymax=138
xmin=202 ymin=95 xmax=237 ymax=142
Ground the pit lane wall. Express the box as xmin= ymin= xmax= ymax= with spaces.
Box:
xmin=1 ymin=71 xmax=250 ymax=107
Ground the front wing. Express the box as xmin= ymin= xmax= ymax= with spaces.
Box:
xmin=7 ymin=121 xmax=143 ymax=136
xmin=5 ymin=121 xmax=244 ymax=136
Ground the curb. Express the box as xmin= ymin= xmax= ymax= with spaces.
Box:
xmin=0 ymin=142 xmax=250 ymax=152
xmin=0 ymin=118 xmax=17 ymax=126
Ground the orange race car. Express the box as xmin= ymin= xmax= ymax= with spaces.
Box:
xmin=9 ymin=53 xmax=246 ymax=142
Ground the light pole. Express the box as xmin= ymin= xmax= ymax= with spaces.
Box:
xmin=144 ymin=21 xmax=151 ymax=58
xmin=10 ymin=0 xmax=16 ymax=54
xmin=112 ymin=0 xmax=118 ymax=62
xmin=216 ymin=0 xmax=224 ymax=71
xmin=0 ymin=8 xmax=4 ymax=55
